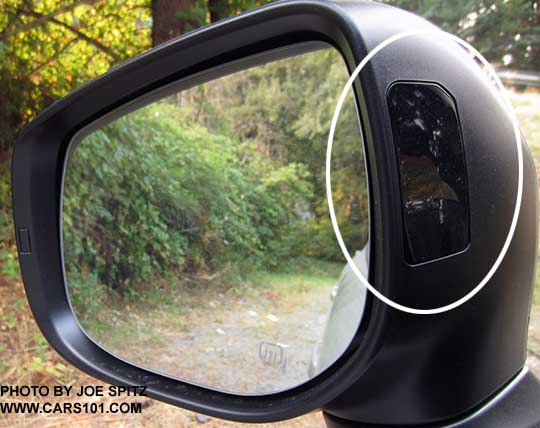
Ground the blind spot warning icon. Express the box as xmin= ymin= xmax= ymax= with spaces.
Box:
xmin=258 ymin=341 xmax=287 ymax=374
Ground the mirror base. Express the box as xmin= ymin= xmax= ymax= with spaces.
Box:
xmin=323 ymin=368 xmax=540 ymax=428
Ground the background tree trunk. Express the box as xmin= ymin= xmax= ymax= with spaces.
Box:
xmin=151 ymin=0 xmax=198 ymax=47
xmin=207 ymin=0 xmax=229 ymax=23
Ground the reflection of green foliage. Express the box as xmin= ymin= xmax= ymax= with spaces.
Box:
xmin=63 ymin=48 xmax=371 ymax=307
xmin=199 ymin=49 xmax=370 ymax=259
xmin=63 ymin=103 xmax=313 ymax=291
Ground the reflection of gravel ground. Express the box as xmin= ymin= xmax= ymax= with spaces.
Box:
xmin=96 ymin=284 xmax=335 ymax=394
xmin=164 ymin=285 xmax=333 ymax=394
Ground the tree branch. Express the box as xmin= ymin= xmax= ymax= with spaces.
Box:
xmin=0 ymin=0 xmax=101 ymax=41
xmin=0 ymin=5 xmax=23 ymax=40
xmin=28 ymin=37 xmax=79 ymax=76
xmin=20 ymin=8 xmax=122 ymax=62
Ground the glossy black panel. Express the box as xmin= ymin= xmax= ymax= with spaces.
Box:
xmin=387 ymin=82 xmax=469 ymax=264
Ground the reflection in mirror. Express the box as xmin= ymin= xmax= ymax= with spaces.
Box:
xmin=62 ymin=45 xmax=369 ymax=394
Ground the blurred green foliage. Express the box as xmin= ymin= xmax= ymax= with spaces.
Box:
xmin=0 ymin=0 xmax=151 ymax=151
xmin=1 ymin=0 xmax=538 ymax=155
xmin=384 ymin=0 xmax=540 ymax=70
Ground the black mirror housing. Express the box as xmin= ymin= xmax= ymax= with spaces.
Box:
xmin=12 ymin=0 xmax=538 ymax=426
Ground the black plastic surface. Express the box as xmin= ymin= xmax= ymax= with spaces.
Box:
xmin=12 ymin=0 xmax=539 ymax=425
xmin=323 ymin=369 xmax=540 ymax=428
xmin=323 ymin=15 xmax=538 ymax=422
xmin=388 ymin=82 xmax=469 ymax=264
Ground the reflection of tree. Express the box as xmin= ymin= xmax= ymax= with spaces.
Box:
xmin=184 ymin=49 xmax=370 ymax=258
xmin=400 ymin=154 xmax=458 ymax=207
xmin=389 ymin=83 xmax=469 ymax=263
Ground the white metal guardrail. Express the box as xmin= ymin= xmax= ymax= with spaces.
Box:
xmin=497 ymin=69 xmax=540 ymax=87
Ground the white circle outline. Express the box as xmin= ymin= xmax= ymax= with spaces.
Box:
xmin=326 ymin=30 xmax=523 ymax=315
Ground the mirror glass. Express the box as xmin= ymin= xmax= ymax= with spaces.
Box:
xmin=62 ymin=45 xmax=370 ymax=394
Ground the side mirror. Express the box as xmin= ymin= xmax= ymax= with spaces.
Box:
xmin=12 ymin=1 xmax=539 ymax=427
